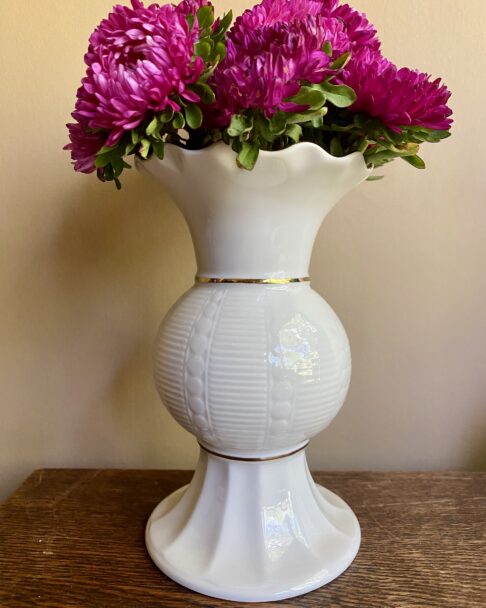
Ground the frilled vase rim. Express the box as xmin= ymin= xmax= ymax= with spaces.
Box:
xmin=137 ymin=140 xmax=372 ymax=179
xmin=159 ymin=140 xmax=365 ymax=161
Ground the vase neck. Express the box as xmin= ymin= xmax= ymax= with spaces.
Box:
xmin=186 ymin=193 xmax=331 ymax=279
xmin=139 ymin=143 xmax=370 ymax=278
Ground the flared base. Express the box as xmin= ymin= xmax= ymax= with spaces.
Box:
xmin=146 ymin=447 xmax=360 ymax=603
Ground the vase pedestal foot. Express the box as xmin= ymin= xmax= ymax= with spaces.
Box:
xmin=146 ymin=446 xmax=360 ymax=603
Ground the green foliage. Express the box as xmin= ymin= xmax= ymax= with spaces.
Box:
xmin=221 ymin=69 xmax=449 ymax=177
xmin=329 ymin=52 xmax=351 ymax=70
xmin=185 ymin=103 xmax=203 ymax=130
xmin=237 ymin=142 xmax=260 ymax=170
xmin=315 ymin=81 xmax=356 ymax=108
xmin=94 ymin=9 xmax=233 ymax=188
xmin=196 ymin=5 xmax=214 ymax=30
xmin=221 ymin=74 xmax=358 ymax=170
xmin=299 ymin=109 xmax=451 ymax=176
xmin=93 ymin=10 xmax=450 ymax=188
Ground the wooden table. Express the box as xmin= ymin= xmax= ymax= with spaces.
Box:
xmin=0 ymin=470 xmax=484 ymax=607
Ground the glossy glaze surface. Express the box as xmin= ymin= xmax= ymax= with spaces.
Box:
xmin=146 ymin=447 xmax=361 ymax=603
xmin=154 ymin=282 xmax=351 ymax=454
xmin=138 ymin=142 xmax=370 ymax=279
xmin=139 ymin=142 xmax=369 ymax=602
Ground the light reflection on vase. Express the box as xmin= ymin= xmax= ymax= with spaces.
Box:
xmin=262 ymin=490 xmax=308 ymax=562
xmin=272 ymin=313 xmax=321 ymax=377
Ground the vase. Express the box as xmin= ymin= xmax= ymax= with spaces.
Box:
xmin=137 ymin=141 xmax=370 ymax=602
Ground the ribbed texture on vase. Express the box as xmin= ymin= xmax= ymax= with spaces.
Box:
xmin=208 ymin=290 xmax=269 ymax=448
xmin=154 ymin=288 xmax=212 ymax=431
xmin=154 ymin=283 xmax=350 ymax=453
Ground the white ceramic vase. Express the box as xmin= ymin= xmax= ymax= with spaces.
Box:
xmin=138 ymin=142 xmax=370 ymax=602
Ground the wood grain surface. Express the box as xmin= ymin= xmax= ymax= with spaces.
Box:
xmin=0 ymin=470 xmax=484 ymax=607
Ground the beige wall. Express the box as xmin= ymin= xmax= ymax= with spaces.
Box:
xmin=1 ymin=0 xmax=485 ymax=500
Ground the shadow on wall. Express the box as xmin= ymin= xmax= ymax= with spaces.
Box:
xmin=1 ymin=170 xmax=197 ymax=500
xmin=465 ymin=420 xmax=486 ymax=470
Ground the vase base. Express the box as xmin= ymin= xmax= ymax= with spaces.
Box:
xmin=146 ymin=448 xmax=360 ymax=603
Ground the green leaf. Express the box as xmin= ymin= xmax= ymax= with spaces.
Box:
xmin=268 ymin=112 xmax=287 ymax=135
xmin=186 ymin=13 xmax=195 ymax=30
xmin=365 ymin=150 xmax=401 ymax=165
xmin=285 ymin=107 xmax=328 ymax=125
xmin=353 ymin=113 xmax=366 ymax=129
xmin=95 ymin=146 xmax=123 ymax=168
xmin=289 ymin=86 xmax=326 ymax=111
xmin=185 ymin=103 xmax=203 ymax=130
xmin=152 ymin=140 xmax=164 ymax=160
xmin=389 ymin=142 xmax=420 ymax=156
xmin=358 ymin=139 xmax=371 ymax=154
xmin=330 ymin=137 xmax=344 ymax=157
xmin=330 ymin=52 xmax=351 ymax=70
xmin=402 ymin=154 xmax=426 ymax=169
xmin=408 ymin=127 xmax=451 ymax=143
xmin=139 ymin=138 xmax=151 ymax=159
xmin=214 ymin=10 xmax=233 ymax=36
xmin=194 ymin=40 xmax=211 ymax=60
xmin=131 ymin=129 xmax=141 ymax=145
xmin=237 ymin=142 xmax=259 ymax=170
xmin=97 ymin=144 xmax=117 ymax=156
xmin=214 ymin=41 xmax=226 ymax=60
xmin=103 ymin=164 xmax=114 ymax=180
xmin=367 ymin=174 xmax=385 ymax=181
xmin=111 ymin=157 xmax=124 ymax=177
xmin=190 ymin=82 xmax=215 ymax=104
xmin=318 ymin=81 xmax=356 ymax=108
xmin=227 ymin=114 xmax=252 ymax=137
xmin=172 ymin=112 xmax=185 ymax=130
xmin=125 ymin=142 xmax=136 ymax=155
xmin=146 ymin=117 xmax=159 ymax=137
xmin=159 ymin=108 xmax=174 ymax=123
xmin=381 ymin=128 xmax=402 ymax=145
xmin=196 ymin=5 xmax=214 ymax=30
xmin=286 ymin=124 xmax=302 ymax=143
xmin=254 ymin=113 xmax=275 ymax=143
xmin=323 ymin=41 xmax=333 ymax=57
xmin=95 ymin=155 xmax=110 ymax=169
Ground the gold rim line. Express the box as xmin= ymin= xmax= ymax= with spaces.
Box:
xmin=195 ymin=276 xmax=311 ymax=285
xmin=198 ymin=442 xmax=309 ymax=462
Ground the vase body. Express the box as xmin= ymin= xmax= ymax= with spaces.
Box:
xmin=139 ymin=142 xmax=370 ymax=602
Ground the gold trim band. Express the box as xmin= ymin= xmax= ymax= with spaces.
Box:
xmin=198 ymin=442 xmax=309 ymax=462
xmin=195 ymin=276 xmax=310 ymax=285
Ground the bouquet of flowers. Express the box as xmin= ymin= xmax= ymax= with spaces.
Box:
xmin=65 ymin=0 xmax=452 ymax=188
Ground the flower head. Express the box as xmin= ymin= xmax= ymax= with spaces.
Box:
xmin=66 ymin=0 xmax=207 ymax=172
xmin=326 ymin=2 xmax=380 ymax=51
xmin=340 ymin=48 xmax=453 ymax=132
xmin=64 ymin=123 xmax=107 ymax=174
xmin=210 ymin=0 xmax=353 ymax=122
xmin=258 ymin=0 xmax=380 ymax=51
xmin=65 ymin=0 xmax=452 ymax=183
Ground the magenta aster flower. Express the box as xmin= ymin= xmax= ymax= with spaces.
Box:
xmin=64 ymin=123 xmax=107 ymax=174
xmin=211 ymin=0 xmax=353 ymax=121
xmin=340 ymin=48 xmax=453 ymax=132
xmin=86 ymin=0 xmax=208 ymax=64
xmin=231 ymin=0 xmax=350 ymax=57
xmin=86 ymin=0 xmax=163 ymax=65
xmin=176 ymin=0 xmax=210 ymax=16
xmin=325 ymin=2 xmax=380 ymax=51
xmin=258 ymin=0 xmax=380 ymax=51
xmin=66 ymin=0 xmax=207 ymax=172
